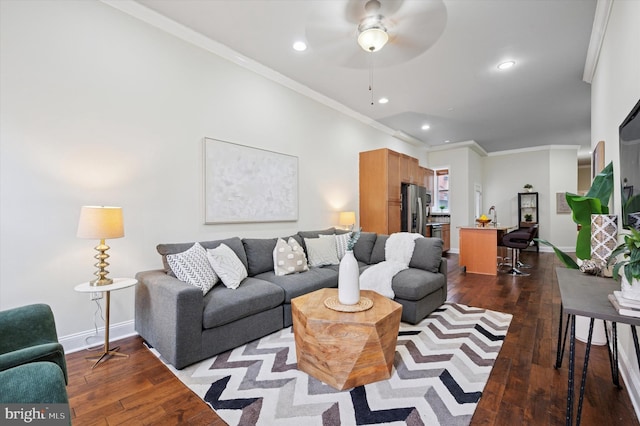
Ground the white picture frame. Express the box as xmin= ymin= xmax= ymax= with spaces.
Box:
xmin=204 ymin=138 xmax=298 ymax=224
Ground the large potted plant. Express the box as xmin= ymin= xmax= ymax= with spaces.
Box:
xmin=537 ymin=161 xmax=614 ymax=268
xmin=608 ymin=228 xmax=640 ymax=300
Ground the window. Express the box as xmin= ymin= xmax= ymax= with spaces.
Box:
xmin=436 ymin=169 xmax=449 ymax=213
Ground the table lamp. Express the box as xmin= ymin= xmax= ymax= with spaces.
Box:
xmin=77 ymin=206 xmax=124 ymax=286
xmin=339 ymin=211 xmax=356 ymax=230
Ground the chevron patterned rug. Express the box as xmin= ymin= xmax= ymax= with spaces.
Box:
xmin=148 ymin=302 xmax=512 ymax=425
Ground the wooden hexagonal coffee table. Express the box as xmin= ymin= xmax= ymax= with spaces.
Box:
xmin=291 ymin=288 xmax=402 ymax=390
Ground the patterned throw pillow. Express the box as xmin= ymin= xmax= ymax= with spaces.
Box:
xmin=206 ymin=243 xmax=248 ymax=289
xmin=320 ymin=233 xmax=350 ymax=259
xmin=273 ymin=238 xmax=309 ymax=276
xmin=166 ymin=242 xmax=218 ymax=295
xmin=304 ymin=237 xmax=340 ymax=267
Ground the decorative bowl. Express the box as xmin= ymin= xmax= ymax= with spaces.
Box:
xmin=476 ymin=218 xmax=491 ymax=227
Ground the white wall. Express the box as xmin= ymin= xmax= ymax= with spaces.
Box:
xmin=590 ymin=0 xmax=640 ymax=412
xmin=483 ymin=146 xmax=578 ymax=252
xmin=0 ymin=0 xmax=423 ymax=346
xmin=428 ymin=146 xmax=482 ymax=250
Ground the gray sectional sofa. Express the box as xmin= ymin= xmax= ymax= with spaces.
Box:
xmin=135 ymin=228 xmax=447 ymax=369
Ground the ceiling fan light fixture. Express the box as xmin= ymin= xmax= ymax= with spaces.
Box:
xmin=357 ymin=19 xmax=388 ymax=52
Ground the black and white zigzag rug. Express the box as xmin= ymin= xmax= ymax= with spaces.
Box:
xmin=148 ymin=303 xmax=512 ymax=425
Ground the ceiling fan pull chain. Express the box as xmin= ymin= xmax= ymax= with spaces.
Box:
xmin=369 ymin=53 xmax=374 ymax=105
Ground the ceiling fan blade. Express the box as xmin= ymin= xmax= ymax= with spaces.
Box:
xmin=307 ymin=0 xmax=447 ymax=69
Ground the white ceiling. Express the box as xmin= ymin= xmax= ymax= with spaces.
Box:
xmin=134 ymin=0 xmax=597 ymax=154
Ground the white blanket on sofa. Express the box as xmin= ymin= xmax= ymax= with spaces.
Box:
xmin=360 ymin=232 xmax=423 ymax=299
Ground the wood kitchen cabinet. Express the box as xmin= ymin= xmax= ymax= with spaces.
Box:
xmin=399 ymin=154 xmax=419 ymax=184
xmin=360 ymin=148 xmax=429 ymax=235
xmin=441 ymin=224 xmax=451 ymax=252
xmin=360 ymin=149 xmax=401 ymax=235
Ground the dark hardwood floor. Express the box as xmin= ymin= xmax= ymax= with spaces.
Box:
xmin=66 ymin=252 xmax=640 ymax=425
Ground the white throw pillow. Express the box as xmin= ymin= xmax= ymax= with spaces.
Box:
xmin=273 ymin=238 xmax=309 ymax=276
xmin=206 ymin=243 xmax=248 ymax=289
xmin=166 ymin=242 xmax=218 ymax=295
xmin=320 ymin=233 xmax=350 ymax=259
xmin=305 ymin=237 xmax=340 ymax=267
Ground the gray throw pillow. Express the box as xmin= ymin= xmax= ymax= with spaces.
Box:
xmin=409 ymin=238 xmax=443 ymax=273
xmin=242 ymin=238 xmax=277 ymax=276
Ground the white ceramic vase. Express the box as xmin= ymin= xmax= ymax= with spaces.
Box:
xmin=621 ymin=273 xmax=640 ymax=301
xmin=338 ymin=250 xmax=360 ymax=305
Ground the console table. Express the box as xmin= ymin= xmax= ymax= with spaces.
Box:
xmin=554 ymin=267 xmax=640 ymax=425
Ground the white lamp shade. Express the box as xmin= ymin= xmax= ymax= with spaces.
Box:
xmin=77 ymin=206 xmax=124 ymax=239
xmin=339 ymin=211 xmax=356 ymax=227
xmin=357 ymin=27 xmax=389 ymax=52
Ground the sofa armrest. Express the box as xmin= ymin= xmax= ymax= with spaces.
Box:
xmin=438 ymin=257 xmax=447 ymax=276
xmin=135 ymin=270 xmax=204 ymax=369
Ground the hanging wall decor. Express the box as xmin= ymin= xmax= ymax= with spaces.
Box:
xmin=204 ymin=138 xmax=298 ymax=224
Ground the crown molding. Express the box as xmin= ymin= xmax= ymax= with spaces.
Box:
xmin=486 ymin=144 xmax=580 ymax=157
xmin=427 ymin=140 xmax=488 ymax=157
xmin=583 ymin=0 xmax=613 ymax=84
xmin=100 ymin=1 xmax=414 ymax=144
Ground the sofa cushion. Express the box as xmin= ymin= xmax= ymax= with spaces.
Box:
xmin=255 ymin=268 xmax=338 ymax=303
xmin=409 ymin=238 xmax=444 ymax=273
xmin=297 ymin=228 xmax=336 ymax=253
xmin=158 ymin=237 xmax=248 ymax=275
xmin=320 ymin=233 xmax=351 ymax=259
xmin=166 ymin=242 xmax=218 ymax=295
xmin=392 ymin=268 xmax=446 ymax=300
xmin=273 ymin=238 xmax=308 ymax=276
xmin=370 ymin=235 xmax=388 ymax=264
xmin=304 ymin=237 xmax=340 ymax=267
xmin=353 ymin=232 xmax=377 ymax=264
xmin=206 ymin=244 xmax=248 ymax=289
xmin=242 ymin=238 xmax=277 ymax=276
xmin=202 ymin=277 xmax=284 ymax=329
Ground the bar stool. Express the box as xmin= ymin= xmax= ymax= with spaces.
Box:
xmin=502 ymin=225 xmax=538 ymax=276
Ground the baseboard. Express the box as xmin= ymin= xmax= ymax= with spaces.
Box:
xmin=59 ymin=320 xmax=138 ymax=354
xmin=619 ymin=345 xmax=640 ymax=418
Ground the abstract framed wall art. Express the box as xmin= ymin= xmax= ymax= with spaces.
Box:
xmin=204 ymin=138 xmax=298 ymax=223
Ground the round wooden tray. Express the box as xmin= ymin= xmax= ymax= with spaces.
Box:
xmin=324 ymin=296 xmax=373 ymax=312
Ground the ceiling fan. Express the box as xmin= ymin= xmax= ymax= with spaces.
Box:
xmin=305 ymin=0 xmax=448 ymax=69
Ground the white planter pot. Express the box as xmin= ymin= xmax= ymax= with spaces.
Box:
xmin=338 ymin=250 xmax=360 ymax=305
xmin=575 ymin=315 xmax=607 ymax=346
xmin=621 ymin=273 xmax=640 ymax=301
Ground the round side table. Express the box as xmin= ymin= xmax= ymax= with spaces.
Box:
xmin=74 ymin=277 xmax=137 ymax=368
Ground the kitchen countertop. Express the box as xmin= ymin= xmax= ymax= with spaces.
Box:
xmin=458 ymin=225 xmax=513 ymax=231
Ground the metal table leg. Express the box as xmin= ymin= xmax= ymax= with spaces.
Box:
xmin=576 ymin=318 xmax=595 ymax=426
xmin=567 ymin=314 xmax=575 ymax=426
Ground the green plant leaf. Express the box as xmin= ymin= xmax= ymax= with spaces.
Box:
xmin=586 ymin=161 xmax=614 ymax=207
xmin=565 ymin=194 xmax=605 ymax=260
xmin=535 ymin=238 xmax=579 ymax=269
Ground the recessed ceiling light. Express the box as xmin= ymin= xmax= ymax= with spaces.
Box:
xmin=444 ymin=140 xmax=450 ymax=143
xmin=497 ymin=60 xmax=516 ymax=70
xmin=421 ymin=124 xmax=430 ymax=130
xmin=293 ymin=41 xmax=307 ymax=51
xmin=378 ymin=97 xmax=389 ymax=104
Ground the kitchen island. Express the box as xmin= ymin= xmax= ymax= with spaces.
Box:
xmin=458 ymin=225 xmax=513 ymax=275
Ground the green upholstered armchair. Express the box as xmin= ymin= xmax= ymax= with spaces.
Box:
xmin=0 ymin=304 xmax=67 ymax=384
xmin=0 ymin=362 xmax=68 ymax=404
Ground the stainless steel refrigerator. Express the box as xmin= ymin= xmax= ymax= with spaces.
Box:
xmin=401 ymin=183 xmax=430 ymax=236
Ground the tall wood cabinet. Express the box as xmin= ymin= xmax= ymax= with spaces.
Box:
xmin=360 ymin=148 xmax=434 ymax=235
